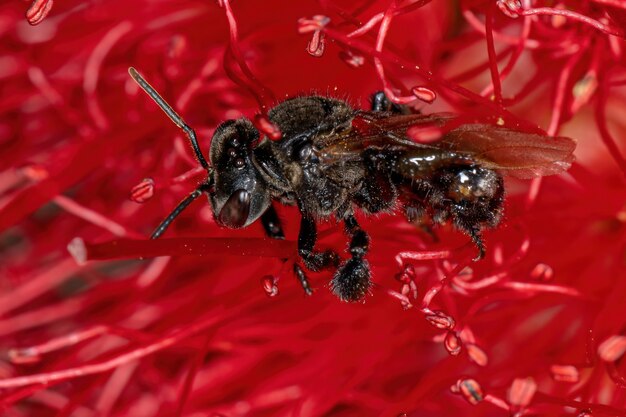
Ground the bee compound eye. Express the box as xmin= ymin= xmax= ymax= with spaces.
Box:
xmin=218 ymin=189 xmax=250 ymax=228
xmin=228 ymin=148 xmax=237 ymax=158
xmin=235 ymin=158 xmax=245 ymax=169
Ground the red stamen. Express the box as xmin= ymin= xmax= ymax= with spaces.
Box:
xmin=68 ymin=237 xmax=296 ymax=264
xmin=95 ymin=363 xmax=138 ymax=416
xmin=484 ymin=5 xmax=503 ymax=106
xmin=548 ymin=49 xmax=582 ymax=136
xmin=591 ymin=0 xmax=626 ymax=8
xmin=170 ymin=167 xmax=206 ymax=184
xmin=395 ymin=250 xmax=453 ymax=268
xmin=595 ymin=84 xmax=626 ymax=177
xmin=136 ymin=256 xmax=171 ymax=288
xmin=175 ymin=336 xmax=211 ymax=417
xmin=347 ymin=12 xmax=383 ymax=38
xmin=55 ymin=195 xmax=142 ymax=238
xmin=220 ymin=0 xmax=276 ymax=111
xmin=0 ymin=124 xmax=155 ymax=232
xmin=521 ymin=7 xmax=625 ymax=38
xmin=8 ymin=326 xmax=146 ymax=363
xmin=0 ymin=312 xmax=228 ymax=389
xmin=254 ymin=114 xmax=282 ymax=140
xmin=175 ymin=57 xmax=220 ymax=111
xmin=463 ymin=10 xmax=540 ymax=49
xmin=372 ymin=4 xmax=416 ymax=105
xmin=0 ymin=258 xmax=82 ymax=318
xmin=83 ymin=21 xmax=134 ymax=131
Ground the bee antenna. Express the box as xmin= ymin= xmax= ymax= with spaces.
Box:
xmin=129 ymin=67 xmax=210 ymax=170
xmin=150 ymin=180 xmax=213 ymax=239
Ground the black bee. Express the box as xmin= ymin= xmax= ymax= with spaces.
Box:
xmin=129 ymin=67 xmax=576 ymax=302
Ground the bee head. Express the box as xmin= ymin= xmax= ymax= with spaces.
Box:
xmin=208 ymin=118 xmax=270 ymax=228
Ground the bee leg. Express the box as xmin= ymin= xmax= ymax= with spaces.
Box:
xmin=331 ymin=215 xmax=372 ymax=302
xmin=468 ymin=227 xmax=486 ymax=261
xmin=456 ymin=220 xmax=486 ymax=261
xmin=293 ymin=264 xmax=314 ymax=296
xmin=262 ymin=206 xmax=315 ymax=296
xmin=261 ymin=204 xmax=285 ymax=239
xmin=298 ymin=216 xmax=341 ymax=272
xmin=405 ymin=200 xmax=427 ymax=224
xmin=370 ymin=91 xmax=410 ymax=114
xmin=405 ymin=201 xmax=439 ymax=242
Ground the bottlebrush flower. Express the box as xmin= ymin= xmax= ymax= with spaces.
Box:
xmin=1 ymin=0 xmax=626 ymax=416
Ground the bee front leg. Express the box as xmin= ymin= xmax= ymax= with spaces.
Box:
xmin=298 ymin=215 xmax=340 ymax=270
xmin=331 ymin=214 xmax=372 ymax=302
xmin=260 ymin=204 xmax=285 ymax=239
xmin=297 ymin=217 xmax=339 ymax=296
xmin=293 ymin=264 xmax=314 ymax=296
xmin=262 ymin=205 xmax=316 ymax=296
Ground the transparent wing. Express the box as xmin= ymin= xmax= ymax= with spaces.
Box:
xmin=316 ymin=112 xmax=576 ymax=179
xmin=315 ymin=112 xmax=454 ymax=162
xmin=441 ymin=124 xmax=576 ymax=178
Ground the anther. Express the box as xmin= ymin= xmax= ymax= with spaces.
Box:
xmin=339 ymin=51 xmax=365 ymax=68
xmin=261 ymin=275 xmax=279 ymax=297
xmin=451 ymin=379 xmax=484 ymax=405
xmin=444 ymin=331 xmax=462 ymax=356
xmin=425 ymin=310 xmax=456 ymax=330
xmin=130 ymin=178 xmax=155 ymax=203
xmin=411 ymin=86 xmax=437 ymax=104
xmin=26 ymin=0 xmax=54 ymax=26
xmin=550 ymin=365 xmax=579 ymax=383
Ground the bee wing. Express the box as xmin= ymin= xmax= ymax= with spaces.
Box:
xmin=317 ymin=113 xmax=575 ymax=179
xmin=441 ymin=124 xmax=576 ymax=179
xmin=316 ymin=112 xmax=453 ymax=160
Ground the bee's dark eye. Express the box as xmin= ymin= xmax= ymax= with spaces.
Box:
xmin=235 ymin=158 xmax=245 ymax=169
xmin=228 ymin=148 xmax=237 ymax=158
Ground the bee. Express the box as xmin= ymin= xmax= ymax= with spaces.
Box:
xmin=129 ymin=67 xmax=576 ymax=302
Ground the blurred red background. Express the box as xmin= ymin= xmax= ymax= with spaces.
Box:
xmin=1 ymin=0 xmax=626 ymax=416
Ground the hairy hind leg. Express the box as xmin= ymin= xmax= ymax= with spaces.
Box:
xmin=331 ymin=214 xmax=372 ymax=302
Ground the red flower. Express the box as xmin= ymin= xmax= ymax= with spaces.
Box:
xmin=1 ymin=0 xmax=626 ymax=416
